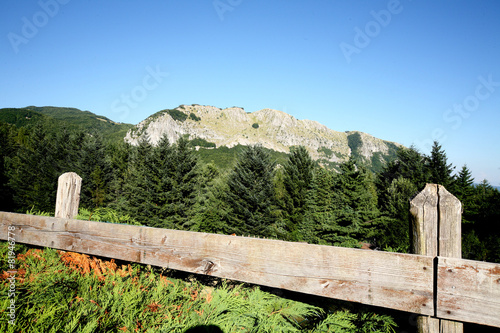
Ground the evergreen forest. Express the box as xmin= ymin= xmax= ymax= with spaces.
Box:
xmin=1 ymin=119 xmax=499 ymax=263
xmin=1 ymin=117 xmax=500 ymax=332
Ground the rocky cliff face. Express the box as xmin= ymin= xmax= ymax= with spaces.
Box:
xmin=124 ymin=105 xmax=401 ymax=167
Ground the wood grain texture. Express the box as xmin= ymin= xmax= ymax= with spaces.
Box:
xmin=410 ymin=184 xmax=463 ymax=332
xmin=0 ymin=211 xmax=434 ymax=315
xmin=410 ymin=183 xmax=439 ymax=257
xmin=437 ymin=185 xmax=462 ymax=259
xmin=410 ymin=184 xmax=442 ymax=331
xmin=55 ymin=172 xmax=82 ymax=219
xmin=436 ymin=185 xmax=464 ymax=332
xmin=437 ymin=257 xmax=500 ymax=328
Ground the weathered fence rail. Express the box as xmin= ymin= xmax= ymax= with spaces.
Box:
xmin=0 ymin=211 xmax=435 ymax=315
xmin=1 ymin=175 xmax=499 ymax=331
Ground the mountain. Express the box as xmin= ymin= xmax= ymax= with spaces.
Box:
xmin=1 ymin=105 xmax=403 ymax=172
xmin=125 ymin=104 xmax=402 ymax=171
xmin=0 ymin=106 xmax=134 ymax=142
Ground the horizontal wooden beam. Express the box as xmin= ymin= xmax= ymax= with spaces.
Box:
xmin=0 ymin=211 xmax=434 ymax=315
xmin=437 ymin=256 xmax=500 ymax=328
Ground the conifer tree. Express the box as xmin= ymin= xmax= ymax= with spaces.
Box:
xmin=282 ymin=146 xmax=314 ymax=240
xmin=0 ymin=123 xmax=17 ymax=211
xmin=77 ymin=131 xmax=111 ymax=208
xmin=302 ymin=167 xmax=339 ymax=244
xmin=427 ymin=141 xmax=455 ymax=188
xmin=226 ymin=145 xmax=277 ymax=237
xmin=122 ymin=135 xmax=200 ymax=229
xmin=453 ymin=164 xmax=474 ymax=201
xmin=123 ymin=136 xmax=158 ymax=225
xmin=378 ymin=177 xmax=417 ymax=251
xmin=107 ymin=140 xmax=131 ymax=210
xmin=336 ymin=159 xmax=378 ymax=215
xmin=376 ymin=146 xmax=429 ymax=201
xmin=150 ymin=134 xmax=175 ymax=227
xmin=192 ymin=170 xmax=232 ymax=234
xmin=7 ymin=124 xmax=60 ymax=212
xmin=162 ymin=137 xmax=199 ymax=230
xmin=303 ymin=158 xmax=381 ymax=247
xmin=332 ymin=158 xmax=380 ymax=245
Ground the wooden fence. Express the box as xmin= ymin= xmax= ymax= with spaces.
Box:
xmin=1 ymin=173 xmax=499 ymax=332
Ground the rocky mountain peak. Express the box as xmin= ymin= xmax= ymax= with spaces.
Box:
xmin=124 ymin=104 xmax=401 ymax=168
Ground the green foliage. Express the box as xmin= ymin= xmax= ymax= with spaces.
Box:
xmin=25 ymin=207 xmax=52 ymax=216
xmin=461 ymin=180 xmax=500 ymax=262
xmin=76 ymin=207 xmax=141 ymax=226
xmin=453 ymin=165 xmax=474 ymax=203
xmin=191 ymin=169 xmax=232 ymax=234
xmin=376 ymin=145 xmax=429 ymax=196
xmin=167 ymin=109 xmax=188 ymax=122
xmin=252 ymin=122 xmax=259 ymax=129
xmin=122 ymin=135 xmax=200 ymax=230
xmin=226 ymin=145 xmax=279 ymax=237
xmin=76 ymin=130 xmax=112 ymax=208
xmin=0 ymin=122 xmax=17 ymax=211
xmin=346 ymin=132 xmax=363 ymax=162
xmin=374 ymin=142 xmax=500 ymax=261
xmin=282 ymin=146 xmax=314 ymax=241
xmin=303 ymin=159 xmax=383 ymax=247
xmin=0 ymin=109 xmax=47 ymax=127
xmin=194 ymin=144 xmax=290 ymax=171
xmin=0 ymin=243 xmax=397 ymax=332
xmin=317 ymin=146 xmax=333 ymax=158
xmin=3 ymin=104 xmax=500 ymax=327
xmin=189 ymin=137 xmax=216 ymax=148
xmin=428 ymin=141 xmax=455 ymax=188
xmin=377 ymin=177 xmax=418 ymax=252
xmin=345 ymin=132 xmax=399 ymax=173
xmin=0 ymin=106 xmax=134 ymax=144
xmin=6 ymin=124 xmax=82 ymax=212
xmin=189 ymin=113 xmax=201 ymax=121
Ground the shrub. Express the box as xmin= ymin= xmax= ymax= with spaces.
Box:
xmin=167 ymin=109 xmax=188 ymax=122
xmin=189 ymin=113 xmax=201 ymax=121
xmin=0 ymin=243 xmax=398 ymax=332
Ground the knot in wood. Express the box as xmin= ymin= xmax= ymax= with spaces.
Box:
xmin=203 ymin=260 xmax=216 ymax=275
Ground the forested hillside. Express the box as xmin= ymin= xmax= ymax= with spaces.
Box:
xmin=0 ymin=107 xmax=134 ymax=143
xmin=1 ymin=119 xmax=499 ymax=263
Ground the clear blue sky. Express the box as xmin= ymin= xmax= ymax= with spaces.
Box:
xmin=1 ymin=0 xmax=499 ymax=185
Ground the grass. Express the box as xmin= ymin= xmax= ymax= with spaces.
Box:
xmin=0 ymin=242 xmax=397 ymax=333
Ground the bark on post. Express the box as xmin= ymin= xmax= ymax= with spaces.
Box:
xmin=410 ymin=184 xmax=463 ymax=333
xmin=55 ymin=172 xmax=82 ymax=219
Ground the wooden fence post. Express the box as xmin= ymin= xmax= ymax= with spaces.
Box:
xmin=410 ymin=184 xmax=463 ymax=333
xmin=55 ymin=172 xmax=82 ymax=219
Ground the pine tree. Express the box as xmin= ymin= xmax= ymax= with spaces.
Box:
xmin=192 ymin=170 xmax=232 ymax=234
xmin=226 ymin=145 xmax=277 ymax=237
xmin=427 ymin=141 xmax=455 ymax=188
xmin=106 ymin=140 xmax=131 ymax=211
xmin=453 ymin=165 xmax=474 ymax=201
xmin=7 ymin=124 xmax=61 ymax=212
xmin=76 ymin=131 xmax=111 ymax=208
xmin=303 ymin=159 xmax=381 ymax=247
xmin=378 ymin=177 xmax=418 ymax=251
xmin=282 ymin=146 xmax=314 ymax=240
xmin=336 ymin=159 xmax=378 ymax=215
xmin=162 ymin=137 xmax=199 ymax=230
xmin=376 ymin=146 xmax=429 ymax=203
xmin=123 ymin=136 xmax=158 ymax=225
xmin=302 ymin=167 xmax=340 ymax=245
xmin=332 ymin=159 xmax=380 ymax=245
xmin=0 ymin=122 xmax=17 ymax=211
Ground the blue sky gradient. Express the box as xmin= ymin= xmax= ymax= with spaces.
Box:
xmin=1 ymin=0 xmax=499 ymax=184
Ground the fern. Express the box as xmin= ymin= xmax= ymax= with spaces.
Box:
xmin=76 ymin=207 xmax=142 ymax=226
xmin=0 ymin=242 xmax=397 ymax=332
